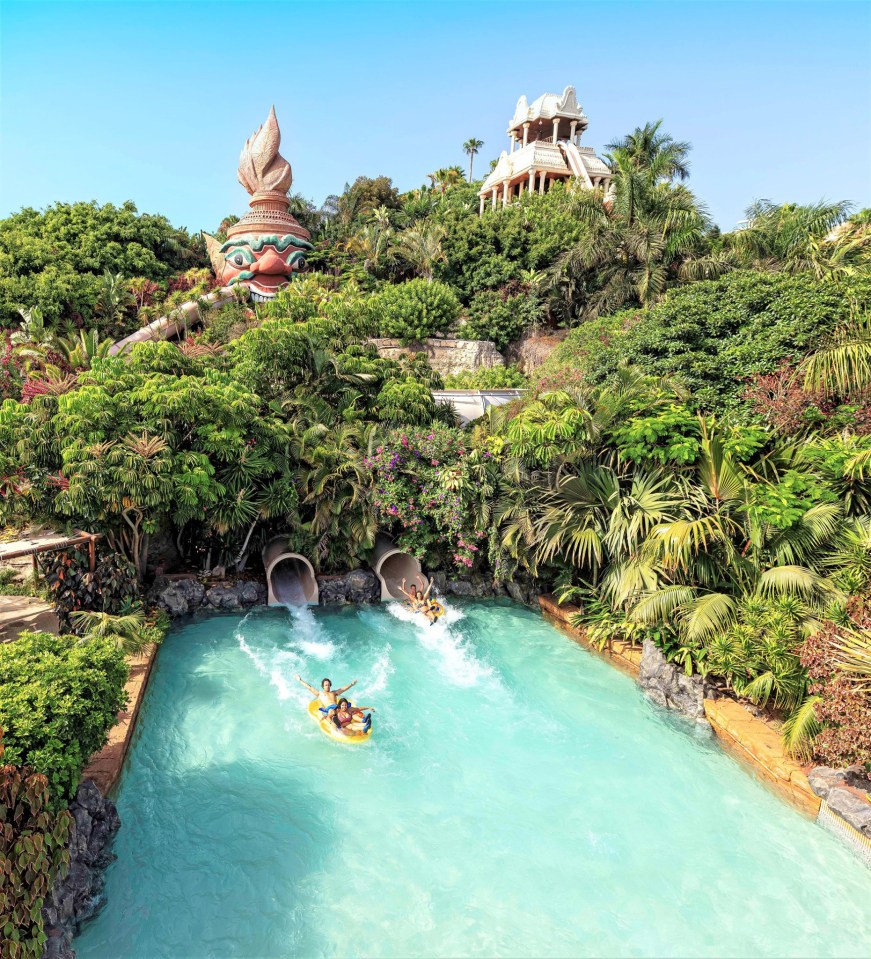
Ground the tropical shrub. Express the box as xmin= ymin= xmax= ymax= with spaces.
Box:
xmin=457 ymin=289 xmax=543 ymax=350
xmin=0 ymin=731 xmax=72 ymax=959
xmin=38 ymin=546 xmax=139 ymax=631
xmin=369 ymin=279 xmax=459 ymax=343
xmin=366 ymin=425 xmax=494 ymax=568
xmin=443 ymin=365 xmax=528 ymax=389
xmin=538 ymin=272 xmax=871 ymax=412
xmin=0 ymin=200 xmax=204 ymax=327
xmin=801 ymin=597 xmax=871 ymax=768
xmin=0 ymin=632 xmax=128 ymax=803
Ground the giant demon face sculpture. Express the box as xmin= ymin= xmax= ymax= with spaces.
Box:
xmin=204 ymin=107 xmax=313 ymax=303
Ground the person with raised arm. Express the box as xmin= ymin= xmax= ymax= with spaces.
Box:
xmin=295 ymin=675 xmax=358 ymax=716
xmin=398 ymin=578 xmax=423 ymax=610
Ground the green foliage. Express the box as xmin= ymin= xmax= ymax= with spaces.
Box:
xmin=457 ymin=289 xmax=543 ymax=350
xmin=376 ymin=376 xmax=445 ymax=426
xmin=370 ymin=279 xmax=459 ymax=343
xmin=0 ymin=200 xmax=204 ymax=327
xmin=539 ymin=271 xmax=871 ymax=412
xmin=0 ymin=632 xmax=128 ymax=803
xmin=38 ymin=546 xmax=139 ymax=631
xmin=0 ymin=731 xmax=72 ymax=959
xmin=442 ymin=365 xmax=528 ymax=389
xmin=608 ymin=403 xmax=701 ymax=465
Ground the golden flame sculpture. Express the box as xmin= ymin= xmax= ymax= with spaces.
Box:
xmin=236 ymin=105 xmax=292 ymax=197
xmin=202 ymin=106 xmax=313 ymax=302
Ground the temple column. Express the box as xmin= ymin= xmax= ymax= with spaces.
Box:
xmin=518 ymin=180 xmax=525 ymax=197
xmin=491 ymin=188 xmax=498 ymax=210
xmin=502 ymin=180 xmax=510 ymax=208
xmin=552 ymin=118 xmax=559 ymax=143
xmin=539 ymin=171 xmax=546 ymax=195
xmin=522 ymin=122 xmax=529 ymax=147
xmin=570 ymin=120 xmax=577 ymax=144
xmin=528 ymin=169 xmax=536 ymax=192
xmin=479 ymin=194 xmax=485 ymax=215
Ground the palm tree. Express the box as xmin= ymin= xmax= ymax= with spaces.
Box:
xmin=729 ymin=200 xmax=859 ymax=277
xmin=94 ymin=271 xmax=135 ymax=332
xmin=426 ymin=167 xmax=466 ymax=194
xmin=463 ymin=138 xmax=485 ymax=181
xmin=605 ymin=120 xmax=691 ymax=183
xmin=57 ymin=328 xmax=112 ymax=371
xmin=552 ymin=183 xmax=717 ymax=321
xmin=10 ymin=307 xmax=59 ymax=368
xmin=70 ymin=609 xmax=151 ymax=655
xmin=395 ymin=223 xmax=447 ymax=281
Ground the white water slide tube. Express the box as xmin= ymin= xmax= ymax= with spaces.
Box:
xmin=371 ymin=535 xmax=422 ymax=601
xmin=560 ymin=141 xmax=594 ymax=188
xmin=263 ymin=537 xmax=319 ymax=606
xmin=109 ymin=288 xmax=235 ymax=356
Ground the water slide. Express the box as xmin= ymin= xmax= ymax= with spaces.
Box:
xmin=109 ymin=287 xmax=235 ymax=356
xmin=371 ymin=535 xmax=422 ymax=601
xmin=560 ymin=141 xmax=594 ymax=188
xmin=262 ymin=537 xmax=319 ymax=606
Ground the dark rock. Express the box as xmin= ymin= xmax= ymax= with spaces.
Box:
xmin=317 ymin=570 xmax=380 ymax=605
xmin=505 ymin=580 xmax=527 ymax=605
xmin=431 ymin=571 xmax=447 ymax=595
xmin=346 ymin=569 xmax=379 ymax=604
xmin=808 ymin=766 xmax=847 ymax=800
xmin=825 ymin=786 xmax=871 ymax=837
xmin=445 ymin=578 xmax=475 ymax=596
xmin=639 ymin=639 xmax=711 ymax=722
xmin=205 ymin=585 xmax=242 ymax=610
xmin=43 ymin=780 xmax=121 ymax=958
xmin=844 ymin=765 xmax=871 ymax=792
xmin=239 ymin=581 xmax=263 ymax=605
xmin=317 ymin=575 xmax=350 ymax=605
xmin=154 ymin=578 xmax=206 ymax=617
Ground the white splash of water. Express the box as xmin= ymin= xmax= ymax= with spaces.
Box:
xmin=366 ymin=643 xmax=394 ymax=695
xmin=236 ymin=611 xmax=306 ymax=704
xmin=386 ymin=599 xmax=492 ymax=688
xmin=284 ymin=604 xmax=336 ymax=660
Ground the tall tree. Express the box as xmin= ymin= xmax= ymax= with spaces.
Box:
xmin=463 ymin=138 xmax=485 ymax=181
xmin=605 ymin=120 xmax=691 ymax=183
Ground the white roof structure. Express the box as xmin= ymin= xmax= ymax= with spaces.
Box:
xmin=479 ymin=85 xmax=611 ymax=212
xmin=509 ymin=86 xmax=588 ymax=136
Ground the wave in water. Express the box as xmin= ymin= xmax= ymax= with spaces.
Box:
xmin=386 ymin=600 xmax=493 ymax=688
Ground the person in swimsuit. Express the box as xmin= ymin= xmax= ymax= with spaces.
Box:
xmin=415 ymin=575 xmax=442 ymax=624
xmin=295 ymin=675 xmax=358 ymax=716
xmin=331 ymin=698 xmax=375 ymax=736
xmin=399 ymin=579 xmax=423 ymax=610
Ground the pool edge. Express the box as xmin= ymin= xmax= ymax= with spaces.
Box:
xmin=538 ymin=594 xmax=821 ymax=819
xmin=81 ymin=641 xmax=161 ymax=795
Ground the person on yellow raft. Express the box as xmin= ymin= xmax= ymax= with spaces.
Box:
xmin=296 ymin=675 xmax=375 ymax=740
xmin=399 ymin=575 xmax=444 ymax=624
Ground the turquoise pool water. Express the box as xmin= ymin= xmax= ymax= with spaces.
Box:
xmin=76 ymin=601 xmax=870 ymax=959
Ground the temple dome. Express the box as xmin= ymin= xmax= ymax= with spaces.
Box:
xmin=508 ymin=85 xmax=588 ymax=135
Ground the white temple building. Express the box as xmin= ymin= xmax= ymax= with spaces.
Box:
xmin=479 ymin=86 xmax=612 ymax=213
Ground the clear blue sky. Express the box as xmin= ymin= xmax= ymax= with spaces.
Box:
xmin=1 ymin=1 xmax=869 ymax=233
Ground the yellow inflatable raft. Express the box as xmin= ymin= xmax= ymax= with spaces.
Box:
xmin=308 ymin=699 xmax=372 ymax=744
xmin=405 ymin=601 xmax=445 ymax=621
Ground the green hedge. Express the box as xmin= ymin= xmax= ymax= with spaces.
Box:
xmin=370 ymin=279 xmax=459 ymax=343
xmin=538 ymin=271 xmax=871 ymax=412
xmin=0 ymin=632 xmax=129 ymax=804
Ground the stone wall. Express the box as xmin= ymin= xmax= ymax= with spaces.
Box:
xmin=639 ymin=638 xmax=717 ymax=721
xmin=43 ymin=781 xmax=121 ymax=959
xmin=153 ymin=575 xmax=266 ymax=617
xmin=808 ymin=767 xmax=871 ymax=840
xmin=504 ymin=330 xmax=568 ymax=373
xmin=316 ymin=570 xmax=380 ymax=605
xmin=370 ymin=337 xmax=504 ymax=376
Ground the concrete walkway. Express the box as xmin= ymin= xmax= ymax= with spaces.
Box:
xmin=0 ymin=595 xmax=59 ymax=642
